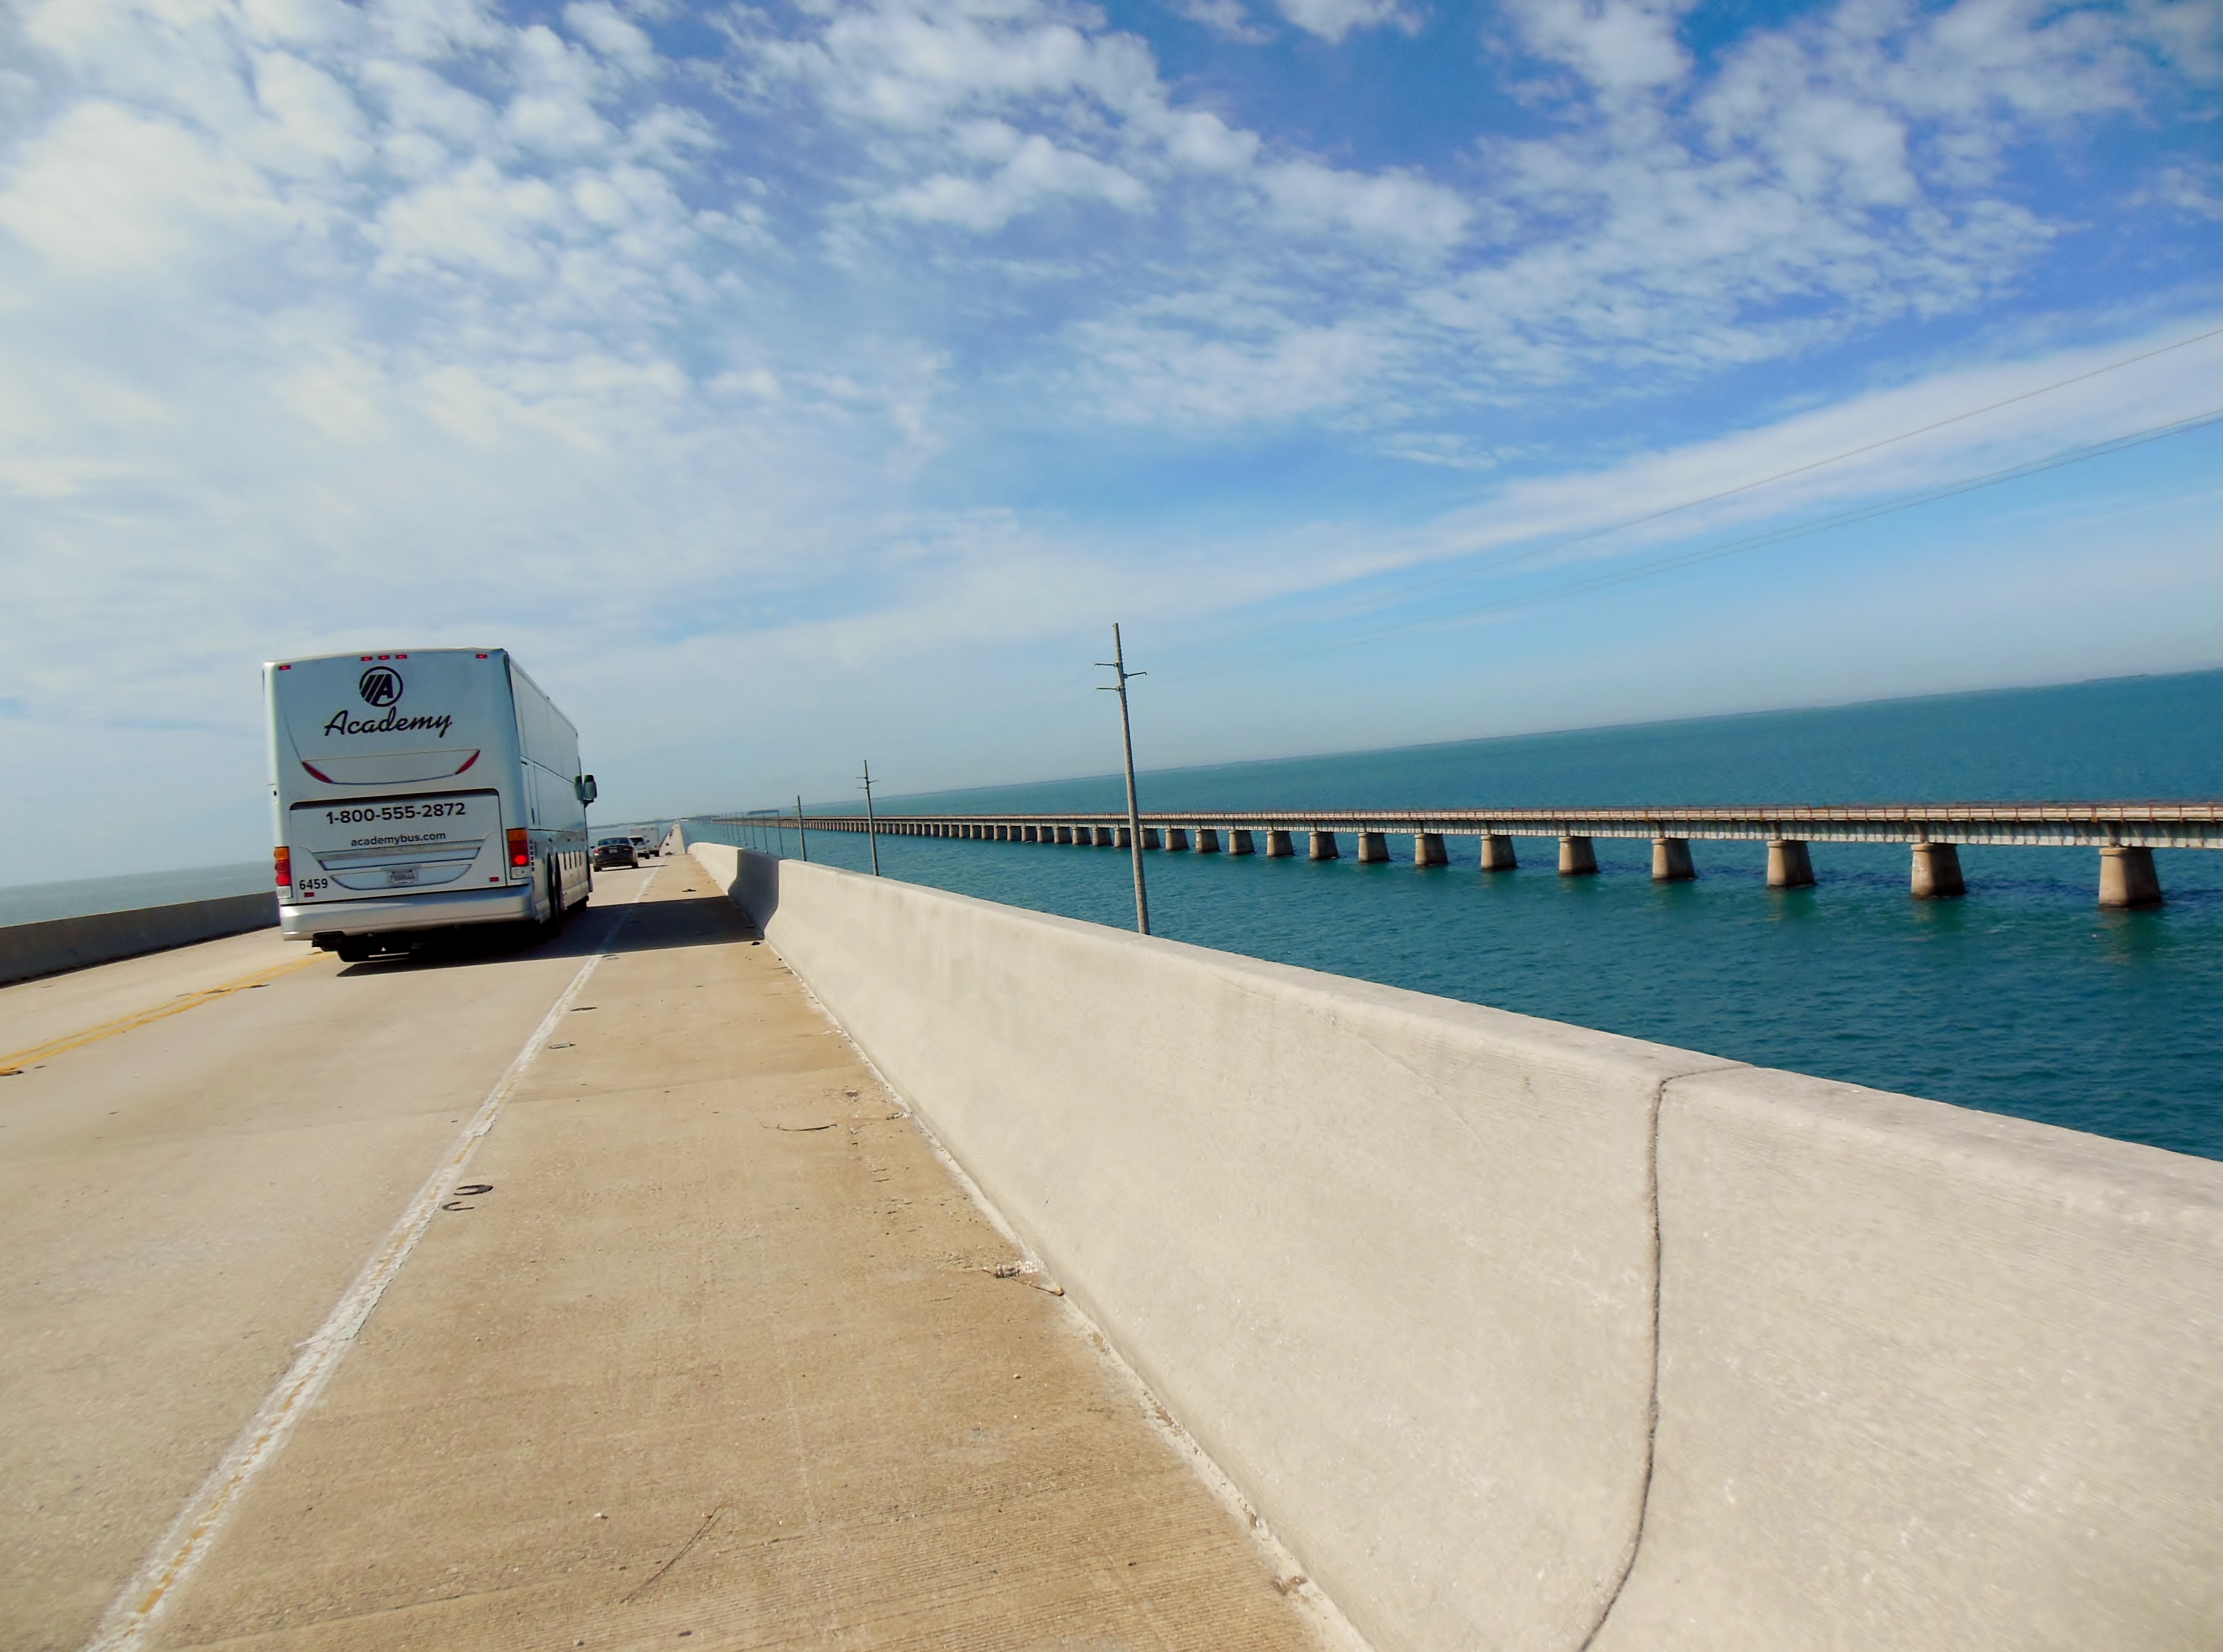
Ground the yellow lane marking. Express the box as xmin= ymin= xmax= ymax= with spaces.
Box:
xmin=0 ymin=954 xmax=323 ymax=1074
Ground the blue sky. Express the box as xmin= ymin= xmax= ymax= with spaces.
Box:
xmin=1 ymin=0 xmax=2220 ymax=873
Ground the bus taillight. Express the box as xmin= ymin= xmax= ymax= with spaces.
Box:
xmin=507 ymin=828 xmax=530 ymax=867
xmin=274 ymin=847 xmax=291 ymax=887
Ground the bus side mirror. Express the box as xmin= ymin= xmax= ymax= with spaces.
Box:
xmin=576 ymin=775 xmax=598 ymax=804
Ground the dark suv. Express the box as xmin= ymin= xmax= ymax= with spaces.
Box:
xmin=591 ymin=837 xmax=638 ymax=870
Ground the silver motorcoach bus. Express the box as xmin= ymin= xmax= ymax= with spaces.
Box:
xmin=267 ymin=648 xmax=598 ymax=961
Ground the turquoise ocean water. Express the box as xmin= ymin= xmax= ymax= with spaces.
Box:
xmin=700 ymin=670 xmax=2223 ymax=1162
xmin=0 ymin=863 xmax=268 ymax=928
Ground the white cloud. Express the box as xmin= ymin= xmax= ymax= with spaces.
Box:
xmin=1260 ymin=159 xmax=1470 ymax=252
xmin=0 ymin=102 xmax=302 ymax=275
xmin=738 ymin=0 xmax=1162 ymax=131
xmin=372 ymin=157 xmax=569 ymax=278
xmin=564 ymin=0 xmax=658 ymax=77
xmin=1160 ymin=107 xmax=1260 ymax=171
xmin=360 ymin=58 xmax=498 ymax=149
xmin=1359 ymin=318 xmax=2223 ymax=583
xmin=1077 ymin=311 xmax=1405 ymax=422
xmin=366 ymin=0 xmax=505 ymax=61
xmin=1511 ymin=0 xmax=1691 ymax=91
xmin=2145 ymin=162 xmax=2223 ymax=222
xmin=1272 ymin=0 xmax=1416 ymax=44
xmin=880 ymin=128 xmax=1150 ymax=227
xmin=1163 ymin=0 xmax=1270 ymax=43
xmin=250 ymin=51 xmax=373 ymax=171
xmin=1405 ymin=0 xmax=2194 ymax=383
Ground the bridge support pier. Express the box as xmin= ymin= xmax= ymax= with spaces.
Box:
xmin=1115 ymin=826 xmax=1132 ymax=848
xmin=1768 ymin=839 xmax=1815 ymax=888
xmin=1414 ymin=832 xmax=1448 ymax=866
xmin=1652 ymin=838 xmax=1695 ymax=882
xmin=1094 ymin=826 xmax=1117 ymax=847
xmin=1356 ymin=831 xmax=1388 ymax=863
xmin=1054 ymin=826 xmax=1072 ymax=844
xmin=1195 ymin=829 xmax=1221 ymax=853
xmin=1166 ymin=827 xmax=1191 ymax=850
xmin=1910 ymin=842 xmax=1964 ymax=899
xmin=1310 ymin=831 xmax=1341 ymax=861
xmin=1479 ymin=834 xmax=1518 ymax=871
xmin=1141 ymin=827 xmax=1161 ymax=850
xmin=1265 ymin=830 xmax=1294 ymax=857
xmin=1559 ymin=836 xmax=1598 ymax=876
xmin=1231 ymin=829 xmax=1257 ymax=855
xmin=2099 ymin=846 xmax=2163 ymax=909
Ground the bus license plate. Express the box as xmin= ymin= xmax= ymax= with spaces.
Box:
xmin=385 ymin=866 xmax=420 ymax=888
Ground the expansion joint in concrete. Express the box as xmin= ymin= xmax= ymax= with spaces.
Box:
xmin=1572 ymin=1073 xmax=1666 ymax=1652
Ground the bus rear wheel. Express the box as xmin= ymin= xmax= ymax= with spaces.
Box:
xmin=536 ymin=858 xmax=567 ymax=940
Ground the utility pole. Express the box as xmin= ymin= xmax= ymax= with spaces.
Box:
xmin=1098 ymin=623 xmax=1150 ymax=936
xmin=796 ymin=794 xmax=808 ymax=863
xmin=860 ymin=760 xmax=881 ymax=877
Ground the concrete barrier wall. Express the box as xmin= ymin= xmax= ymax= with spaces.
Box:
xmin=0 ymin=892 xmax=278 ymax=986
xmin=692 ymin=844 xmax=2223 ymax=1652
xmin=1597 ymin=1066 xmax=2223 ymax=1650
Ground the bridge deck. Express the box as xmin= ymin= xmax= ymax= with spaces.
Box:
xmin=1 ymin=867 xmax=1329 ymax=1651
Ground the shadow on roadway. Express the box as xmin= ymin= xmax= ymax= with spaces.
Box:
xmin=335 ymin=877 xmax=758 ymax=979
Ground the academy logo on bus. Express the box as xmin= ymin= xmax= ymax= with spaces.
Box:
xmin=322 ymin=668 xmax=454 ymax=739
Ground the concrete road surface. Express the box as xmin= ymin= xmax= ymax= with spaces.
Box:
xmin=2 ymin=866 xmax=1337 ymax=1652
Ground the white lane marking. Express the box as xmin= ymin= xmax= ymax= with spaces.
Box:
xmin=84 ymin=872 xmax=658 ymax=1651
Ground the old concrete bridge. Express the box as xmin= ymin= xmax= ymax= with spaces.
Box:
xmin=759 ymin=801 xmax=2223 ymax=907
